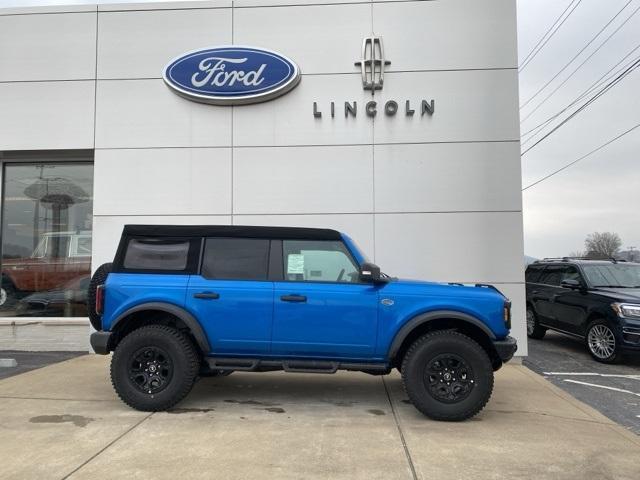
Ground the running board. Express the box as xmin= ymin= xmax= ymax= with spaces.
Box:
xmin=205 ymin=358 xmax=389 ymax=374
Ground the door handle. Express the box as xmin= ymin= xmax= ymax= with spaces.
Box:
xmin=193 ymin=292 xmax=220 ymax=300
xmin=281 ymin=294 xmax=307 ymax=303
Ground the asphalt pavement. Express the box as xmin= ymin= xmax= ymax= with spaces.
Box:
xmin=0 ymin=351 xmax=86 ymax=380
xmin=524 ymin=331 xmax=640 ymax=435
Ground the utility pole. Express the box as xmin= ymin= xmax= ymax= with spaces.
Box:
xmin=629 ymin=246 xmax=637 ymax=262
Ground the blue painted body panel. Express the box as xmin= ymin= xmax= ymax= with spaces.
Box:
xmin=102 ymin=235 xmax=510 ymax=362
xmin=185 ymin=276 xmax=273 ymax=355
xmin=102 ymin=273 xmax=190 ymax=331
xmin=272 ymin=282 xmax=379 ymax=358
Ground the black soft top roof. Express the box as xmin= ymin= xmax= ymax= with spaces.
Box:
xmin=122 ymin=224 xmax=342 ymax=241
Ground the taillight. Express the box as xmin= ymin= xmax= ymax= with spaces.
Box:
xmin=503 ymin=300 xmax=512 ymax=329
xmin=96 ymin=285 xmax=105 ymax=315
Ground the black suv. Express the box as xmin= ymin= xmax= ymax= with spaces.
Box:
xmin=525 ymin=258 xmax=640 ymax=363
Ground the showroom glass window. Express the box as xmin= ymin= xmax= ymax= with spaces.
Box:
xmin=0 ymin=162 xmax=94 ymax=317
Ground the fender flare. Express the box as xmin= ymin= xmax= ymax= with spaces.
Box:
xmin=388 ymin=310 xmax=496 ymax=360
xmin=111 ymin=302 xmax=210 ymax=353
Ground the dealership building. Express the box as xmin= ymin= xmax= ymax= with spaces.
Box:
xmin=0 ymin=0 xmax=525 ymax=355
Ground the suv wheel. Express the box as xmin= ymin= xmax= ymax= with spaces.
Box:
xmin=586 ymin=321 xmax=621 ymax=364
xmin=111 ymin=325 xmax=200 ymax=411
xmin=401 ymin=331 xmax=494 ymax=421
xmin=526 ymin=307 xmax=546 ymax=339
xmin=87 ymin=262 xmax=112 ymax=330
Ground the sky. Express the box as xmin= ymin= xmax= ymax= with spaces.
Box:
xmin=1 ymin=0 xmax=638 ymax=260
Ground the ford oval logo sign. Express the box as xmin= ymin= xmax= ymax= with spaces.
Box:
xmin=163 ymin=46 xmax=301 ymax=105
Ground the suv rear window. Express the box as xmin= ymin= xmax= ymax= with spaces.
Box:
xmin=201 ymin=238 xmax=269 ymax=280
xmin=123 ymin=238 xmax=191 ymax=271
xmin=525 ymin=265 xmax=544 ymax=283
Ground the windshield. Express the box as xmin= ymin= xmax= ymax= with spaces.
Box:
xmin=582 ymin=264 xmax=640 ymax=288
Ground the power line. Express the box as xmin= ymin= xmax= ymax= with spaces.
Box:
xmin=521 ymin=45 xmax=640 ymax=145
xmin=519 ymin=0 xmax=582 ymax=73
xmin=520 ymin=0 xmax=634 ymax=110
xmin=522 ymin=122 xmax=640 ymax=191
xmin=521 ymin=56 xmax=640 ymax=156
xmin=520 ymin=2 xmax=640 ymax=123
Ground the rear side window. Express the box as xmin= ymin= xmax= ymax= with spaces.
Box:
xmin=525 ymin=265 xmax=544 ymax=283
xmin=202 ymin=238 xmax=269 ymax=280
xmin=537 ymin=265 xmax=567 ymax=286
xmin=123 ymin=238 xmax=191 ymax=271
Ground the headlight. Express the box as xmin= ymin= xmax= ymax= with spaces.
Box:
xmin=612 ymin=303 xmax=640 ymax=318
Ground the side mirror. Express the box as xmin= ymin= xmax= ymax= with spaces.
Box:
xmin=359 ymin=262 xmax=384 ymax=283
xmin=561 ymin=279 xmax=582 ymax=290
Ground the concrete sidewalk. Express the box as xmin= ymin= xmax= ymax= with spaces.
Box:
xmin=0 ymin=356 xmax=638 ymax=480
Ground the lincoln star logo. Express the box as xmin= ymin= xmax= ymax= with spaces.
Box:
xmin=312 ymin=36 xmax=435 ymax=119
xmin=354 ymin=37 xmax=391 ymax=91
xmin=163 ymin=46 xmax=301 ymax=105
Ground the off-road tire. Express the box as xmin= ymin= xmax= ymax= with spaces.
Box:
xmin=526 ymin=306 xmax=547 ymax=340
xmin=111 ymin=325 xmax=200 ymax=411
xmin=87 ymin=262 xmax=112 ymax=330
xmin=585 ymin=320 xmax=622 ymax=364
xmin=401 ymin=330 xmax=494 ymax=421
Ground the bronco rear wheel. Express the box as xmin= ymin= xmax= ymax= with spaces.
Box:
xmin=111 ymin=325 xmax=200 ymax=411
xmin=87 ymin=262 xmax=112 ymax=330
xmin=401 ymin=330 xmax=494 ymax=421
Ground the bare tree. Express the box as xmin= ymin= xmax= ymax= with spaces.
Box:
xmin=585 ymin=232 xmax=622 ymax=258
xmin=568 ymin=250 xmax=585 ymax=258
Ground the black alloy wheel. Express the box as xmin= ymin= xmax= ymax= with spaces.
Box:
xmin=129 ymin=346 xmax=174 ymax=394
xmin=401 ymin=330 xmax=494 ymax=421
xmin=425 ymin=353 xmax=475 ymax=404
xmin=111 ymin=325 xmax=200 ymax=411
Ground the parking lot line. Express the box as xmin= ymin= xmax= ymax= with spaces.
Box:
xmin=563 ymin=379 xmax=640 ymax=397
xmin=544 ymin=372 xmax=640 ymax=380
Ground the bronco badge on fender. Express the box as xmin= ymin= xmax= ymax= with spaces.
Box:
xmin=163 ymin=46 xmax=301 ymax=105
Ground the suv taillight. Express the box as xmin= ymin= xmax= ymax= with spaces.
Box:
xmin=96 ymin=285 xmax=105 ymax=315
xmin=503 ymin=300 xmax=512 ymax=330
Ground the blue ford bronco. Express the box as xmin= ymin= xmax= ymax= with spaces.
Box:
xmin=89 ymin=225 xmax=516 ymax=421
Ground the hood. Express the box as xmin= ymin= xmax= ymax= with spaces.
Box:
xmin=387 ymin=278 xmax=506 ymax=299
xmin=591 ymin=287 xmax=640 ymax=302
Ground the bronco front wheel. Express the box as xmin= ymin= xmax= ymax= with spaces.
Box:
xmin=401 ymin=331 xmax=494 ymax=421
xmin=111 ymin=325 xmax=200 ymax=411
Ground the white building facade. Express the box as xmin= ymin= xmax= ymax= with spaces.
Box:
xmin=0 ymin=0 xmax=525 ymax=355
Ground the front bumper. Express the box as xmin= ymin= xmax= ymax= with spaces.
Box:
xmin=493 ymin=336 xmax=517 ymax=362
xmin=90 ymin=331 xmax=112 ymax=355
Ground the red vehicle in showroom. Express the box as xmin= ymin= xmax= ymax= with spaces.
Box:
xmin=0 ymin=231 xmax=91 ymax=308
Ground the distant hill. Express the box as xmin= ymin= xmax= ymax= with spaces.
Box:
xmin=524 ymin=255 xmax=538 ymax=265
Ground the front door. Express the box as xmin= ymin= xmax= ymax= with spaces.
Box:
xmin=272 ymin=239 xmax=379 ymax=359
xmin=186 ymin=238 xmax=273 ymax=355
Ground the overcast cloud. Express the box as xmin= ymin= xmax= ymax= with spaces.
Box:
xmin=1 ymin=0 xmax=638 ymax=260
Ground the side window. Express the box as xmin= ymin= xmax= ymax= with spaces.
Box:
xmin=202 ymin=238 xmax=269 ymax=280
xmin=561 ymin=266 xmax=583 ymax=283
xmin=538 ymin=265 xmax=566 ymax=286
xmin=123 ymin=238 xmax=191 ymax=271
xmin=75 ymin=236 xmax=92 ymax=256
xmin=282 ymin=240 xmax=359 ymax=283
xmin=525 ymin=265 xmax=544 ymax=283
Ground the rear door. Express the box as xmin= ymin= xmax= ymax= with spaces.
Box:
xmin=530 ymin=265 xmax=564 ymax=327
xmin=553 ymin=265 xmax=589 ymax=334
xmin=272 ymin=239 xmax=379 ymax=359
xmin=186 ymin=238 xmax=274 ymax=356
